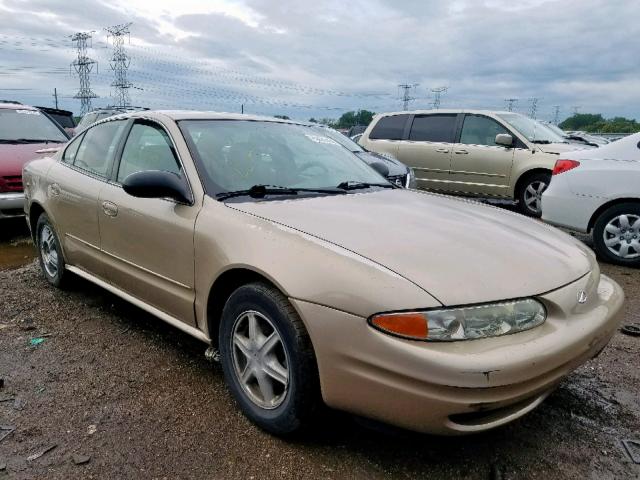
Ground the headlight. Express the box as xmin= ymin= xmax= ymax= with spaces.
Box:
xmin=406 ymin=168 xmax=417 ymax=189
xmin=369 ymin=299 xmax=546 ymax=341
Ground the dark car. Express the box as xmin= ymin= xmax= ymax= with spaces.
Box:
xmin=36 ymin=107 xmax=76 ymax=136
xmin=0 ymin=102 xmax=69 ymax=219
xmin=310 ymin=125 xmax=416 ymax=188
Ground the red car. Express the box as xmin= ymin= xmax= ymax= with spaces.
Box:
xmin=0 ymin=101 xmax=69 ymax=219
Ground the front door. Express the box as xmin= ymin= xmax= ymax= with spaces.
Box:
xmin=98 ymin=119 xmax=198 ymax=325
xmin=396 ymin=114 xmax=458 ymax=192
xmin=448 ymin=114 xmax=515 ymax=197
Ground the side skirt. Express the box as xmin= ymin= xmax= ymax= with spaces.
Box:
xmin=66 ymin=265 xmax=211 ymax=344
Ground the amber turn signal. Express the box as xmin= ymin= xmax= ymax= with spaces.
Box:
xmin=370 ymin=313 xmax=429 ymax=339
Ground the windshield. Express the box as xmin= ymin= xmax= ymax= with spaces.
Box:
xmin=497 ymin=113 xmax=567 ymax=143
xmin=180 ymin=120 xmax=387 ymax=198
xmin=0 ymin=108 xmax=68 ymax=142
xmin=310 ymin=125 xmax=364 ymax=152
xmin=543 ymin=123 xmax=568 ymax=138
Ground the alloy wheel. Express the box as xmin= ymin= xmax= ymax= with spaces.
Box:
xmin=603 ymin=214 xmax=640 ymax=259
xmin=523 ymin=180 xmax=548 ymax=214
xmin=230 ymin=310 xmax=290 ymax=409
xmin=40 ymin=225 xmax=59 ymax=278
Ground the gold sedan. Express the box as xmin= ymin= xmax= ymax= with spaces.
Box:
xmin=23 ymin=111 xmax=624 ymax=435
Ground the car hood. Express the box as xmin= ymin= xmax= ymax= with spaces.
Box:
xmin=0 ymin=143 xmax=58 ymax=176
xmin=229 ymin=189 xmax=593 ymax=306
xmin=535 ymin=142 xmax=593 ymax=155
xmin=354 ymin=151 xmax=408 ymax=177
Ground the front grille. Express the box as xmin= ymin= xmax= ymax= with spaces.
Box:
xmin=1 ymin=175 xmax=23 ymax=192
xmin=388 ymin=174 xmax=407 ymax=188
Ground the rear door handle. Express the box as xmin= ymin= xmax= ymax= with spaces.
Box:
xmin=102 ymin=201 xmax=118 ymax=217
xmin=435 ymin=148 xmax=450 ymax=153
xmin=454 ymin=150 xmax=469 ymax=154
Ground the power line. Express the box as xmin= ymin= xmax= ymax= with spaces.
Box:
xmin=105 ymin=23 xmax=135 ymax=108
xmin=431 ymin=86 xmax=448 ymax=109
xmin=504 ymin=98 xmax=518 ymax=112
xmin=70 ymin=31 xmax=98 ymax=114
xmin=398 ymin=83 xmax=418 ymax=111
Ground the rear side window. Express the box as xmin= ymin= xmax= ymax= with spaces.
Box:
xmin=409 ymin=115 xmax=457 ymax=142
xmin=73 ymin=120 xmax=127 ymax=178
xmin=369 ymin=115 xmax=409 ymax=140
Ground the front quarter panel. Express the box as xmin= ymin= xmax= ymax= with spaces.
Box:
xmin=193 ymin=196 xmax=441 ymax=336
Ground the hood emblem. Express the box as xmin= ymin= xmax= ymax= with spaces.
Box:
xmin=577 ymin=290 xmax=588 ymax=304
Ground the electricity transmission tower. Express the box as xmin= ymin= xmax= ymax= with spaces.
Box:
xmin=528 ymin=97 xmax=539 ymax=119
xmin=106 ymin=23 xmax=134 ymax=108
xmin=431 ymin=86 xmax=447 ymax=109
xmin=70 ymin=32 xmax=98 ymax=115
xmin=572 ymin=106 xmax=582 ymax=115
xmin=505 ymin=98 xmax=518 ymax=112
xmin=398 ymin=83 xmax=418 ymax=111
xmin=552 ymin=105 xmax=561 ymax=124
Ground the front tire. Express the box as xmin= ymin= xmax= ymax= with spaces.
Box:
xmin=517 ymin=172 xmax=551 ymax=217
xmin=219 ymin=282 xmax=320 ymax=435
xmin=36 ymin=213 xmax=68 ymax=287
xmin=593 ymin=203 xmax=640 ymax=267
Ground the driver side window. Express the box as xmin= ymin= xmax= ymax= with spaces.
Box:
xmin=117 ymin=122 xmax=182 ymax=183
xmin=460 ymin=115 xmax=510 ymax=147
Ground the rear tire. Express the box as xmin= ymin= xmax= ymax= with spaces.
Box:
xmin=36 ymin=213 xmax=68 ymax=287
xmin=517 ymin=172 xmax=551 ymax=217
xmin=219 ymin=282 xmax=320 ymax=435
xmin=592 ymin=203 xmax=640 ymax=267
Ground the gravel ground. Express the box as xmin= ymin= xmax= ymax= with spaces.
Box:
xmin=1 ymin=220 xmax=639 ymax=479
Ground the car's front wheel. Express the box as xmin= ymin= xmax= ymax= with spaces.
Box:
xmin=36 ymin=213 xmax=68 ymax=287
xmin=517 ymin=172 xmax=551 ymax=217
xmin=593 ymin=203 xmax=640 ymax=267
xmin=219 ymin=282 xmax=320 ymax=435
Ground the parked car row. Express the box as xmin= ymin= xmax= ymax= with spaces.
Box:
xmin=20 ymin=110 xmax=625 ymax=437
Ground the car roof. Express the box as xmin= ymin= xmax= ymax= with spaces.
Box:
xmin=105 ymin=110 xmax=302 ymax=124
xmin=375 ymin=109 xmax=517 ymax=117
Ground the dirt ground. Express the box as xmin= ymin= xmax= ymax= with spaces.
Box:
xmin=1 ymin=218 xmax=639 ymax=480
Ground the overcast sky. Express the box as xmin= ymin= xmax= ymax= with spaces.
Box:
xmin=0 ymin=0 xmax=638 ymax=121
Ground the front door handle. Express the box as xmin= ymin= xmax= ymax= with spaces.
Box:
xmin=435 ymin=148 xmax=450 ymax=153
xmin=102 ymin=201 xmax=118 ymax=217
xmin=454 ymin=150 xmax=469 ymax=154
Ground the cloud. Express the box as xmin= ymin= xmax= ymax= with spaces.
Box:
xmin=0 ymin=0 xmax=637 ymax=121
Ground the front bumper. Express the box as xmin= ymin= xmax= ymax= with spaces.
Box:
xmin=0 ymin=192 xmax=25 ymax=219
xmin=293 ymin=271 xmax=624 ymax=434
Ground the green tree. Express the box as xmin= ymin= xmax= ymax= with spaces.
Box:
xmin=335 ymin=109 xmax=376 ymax=129
xmin=273 ymin=115 xmax=290 ymax=120
xmin=559 ymin=113 xmax=639 ymax=133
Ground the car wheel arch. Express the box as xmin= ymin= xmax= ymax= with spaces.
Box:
xmin=515 ymin=168 xmax=552 ymax=198
xmin=205 ymin=267 xmax=303 ymax=347
xmin=29 ymin=202 xmax=47 ymax=241
xmin=588 ymin=197 xmax=640 ymax=232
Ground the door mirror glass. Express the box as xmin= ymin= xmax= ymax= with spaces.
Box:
xmin=495 ymin=133 xmax=513 ymax=147
xmin=122 ymin=170 xmax=191 ymax=204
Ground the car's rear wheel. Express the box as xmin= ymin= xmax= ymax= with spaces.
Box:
xmin=219 ymin=282 xmax=320 ymax=435
xmin=517 ymin=172 xmax=551 ymax=217
xmin=36 ymin=213 xmax=68 ymax=287
xmin=593 ymin=203 xmax=640 ymax=267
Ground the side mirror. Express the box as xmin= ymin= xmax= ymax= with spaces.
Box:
xmin=122 ymin=170 xmax=191 ymax=204
xmin=495 ymin=133 xmax=513 ymax=147
xmin=370 ymin=161 xmax=390 ymax=178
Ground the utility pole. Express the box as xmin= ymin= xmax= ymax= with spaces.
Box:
xmin=106 ymin=23 xmax=134 ymax=108
xmin=53 ymin=88 xmax=58 ymax=109
xmin=70 ymin=32 xmax=98 ymax=115
xmin=241 ymin=104 xmax=244 ymax=114
xmin=505 ymin=98 xmax=518 ymax=112
xmin=552 ymin=105 xmax=560 ymax=125
xmin=431 ymin=86 xmax=447 ymax=109
xmin=528 ymin=97 xmax=539 ymax=119
xmin=398 ymin=83 xmax=418 ymax=111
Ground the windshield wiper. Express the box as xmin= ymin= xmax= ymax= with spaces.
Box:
xmin=216 ymin=184 xmax=346 ymax=201
xmin=336 ymin=181 xmax=395 ymax=191
xmin=0 ymin=138 xmax=66 ymax=144
xmin=531 ymin=140 xmax=552 ymax=144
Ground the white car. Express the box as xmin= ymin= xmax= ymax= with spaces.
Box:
xmin=542 ymin=132 xmax=640 ymax=267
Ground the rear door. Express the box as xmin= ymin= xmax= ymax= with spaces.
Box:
xmin=98 ymin=119 xmax=198 ymax=326
xmin=448 ymin=114 xmax=515 ymax=197
xmin=397 ymin=114 xmax=458 ymax=192
xmin=46 ymin=120 xmax=128 ymax=275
